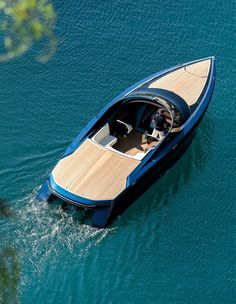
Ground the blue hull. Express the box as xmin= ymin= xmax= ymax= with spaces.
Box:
xmin=38 ymin=57 xmax=215 ymax=228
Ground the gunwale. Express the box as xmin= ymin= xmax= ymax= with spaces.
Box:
xmin=51 ymin=59 xmax=212 ymax=202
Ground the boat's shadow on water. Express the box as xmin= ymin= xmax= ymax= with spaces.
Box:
xmin=116 ymin=114 xmax=216 ymax=227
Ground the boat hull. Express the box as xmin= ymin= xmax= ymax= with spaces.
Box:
xmin=92 ymin=126 xmax=196 ymax=227
xmin=37 ymin=57 xmax=215 ymax=228
xmin=38 ymin=125 xmax=195 ymax=228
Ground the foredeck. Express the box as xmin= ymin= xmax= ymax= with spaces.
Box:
xmin=52 ymin=139 xmax=140 ymax=201
xmin=149 ymin=59 xmax=211 ymax=106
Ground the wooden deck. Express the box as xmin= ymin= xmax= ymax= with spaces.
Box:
xmin=149 ymin=59 xmax=211 ymax=106
xmin=52 ymin=139 xmax=140 ymax=201
xmin=113 ymin=130 xmax=148 ymax=156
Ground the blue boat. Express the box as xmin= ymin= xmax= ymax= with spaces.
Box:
xmin=38 ymin=57 xmax=215 ymax=228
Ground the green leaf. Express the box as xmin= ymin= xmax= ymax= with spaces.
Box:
xmin=42 ymin=4 xmax=55 ymax=20
xmin=4 ymin=37 xmax=13 ymax=49
xmin=0 ymin=0 xmax=57 ymax=62
xmin=30 ymin=20 xmax=44 ymax=40
xmin=0 ymin=1 xmax=6 ymax=10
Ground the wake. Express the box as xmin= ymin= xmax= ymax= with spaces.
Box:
xmin=10 ymin=187 xmax=116 ymax=280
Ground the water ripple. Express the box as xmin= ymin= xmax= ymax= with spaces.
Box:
xmin=8 ymin=189 xmax=115 ymax=288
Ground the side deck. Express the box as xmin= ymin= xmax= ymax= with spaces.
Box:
xmin=52 ymin=139 xmax=140 ymax=201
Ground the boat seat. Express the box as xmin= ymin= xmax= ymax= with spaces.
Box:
xmin=92 ymin=123 xmax=110 ymax=142
xmin=116 ymin=120 xmax=133 ymax=135
xmin=99 ymin=135 xmax=117 ymax=147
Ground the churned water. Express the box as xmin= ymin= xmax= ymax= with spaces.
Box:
xmin=0 ymin=0 xmax=235 ymax=303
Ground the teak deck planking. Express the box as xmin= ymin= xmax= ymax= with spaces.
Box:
xmin=52 ymin=139 xmax=140 ymax=200
xmin=113 ymin=130 xmax=148 ymax=156
xmin=149 ymin=59 xmax=211 ymax=106
xmin=52 ymin=59 xmax=211 ymax=201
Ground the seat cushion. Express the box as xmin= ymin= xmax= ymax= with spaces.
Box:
xmin=99 ymin=135 xmax=117 ymax=147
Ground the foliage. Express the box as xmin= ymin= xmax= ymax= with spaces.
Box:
xmin=0 ymin=0 xmax=57 ymax=62
xmin=0 ymin=199 xmax=14 ymax=217
xmin=0 ymin=199 xmax=20 ymax=304
xmin=0 ymin=248 xmax=20 ymax=304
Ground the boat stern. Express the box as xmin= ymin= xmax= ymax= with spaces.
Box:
xmin=37 ymin=174 xmax=115 ymax=228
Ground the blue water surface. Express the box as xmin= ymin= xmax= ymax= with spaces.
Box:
xmin=0 ymin=0 xmax=235 ymax=303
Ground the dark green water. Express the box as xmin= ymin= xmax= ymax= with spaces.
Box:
xmin=0 ymin=0 xmax=236 ymax=303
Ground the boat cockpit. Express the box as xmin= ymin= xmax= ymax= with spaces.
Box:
xmin=90 ymin=99 xmax=174 ymax=160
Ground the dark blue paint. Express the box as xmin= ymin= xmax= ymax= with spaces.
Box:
xmin=62 ymin=57 xmax=209 ymax=157
xmin=38 ymin=57 xmax=215 ymax=228
xmin=1 ymin=0 xmax=234 ymax=302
